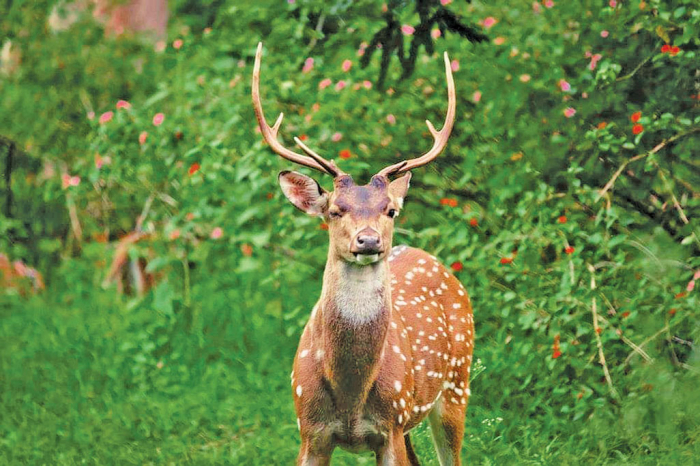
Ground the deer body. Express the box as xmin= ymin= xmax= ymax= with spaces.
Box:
xmin=252 ymin=42 xmax=473 ymax=464
xmin=293 ymin=246 xmax=474 ymax=463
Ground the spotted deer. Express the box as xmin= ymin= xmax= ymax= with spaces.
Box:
xmin=252 ymin=43 xmax=474 ymax=465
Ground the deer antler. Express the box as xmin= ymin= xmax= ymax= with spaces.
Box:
xmin=252 ymin=42 xmax=344 ymax=177
xmin=376 ymin=52 xmax=456 ymax=178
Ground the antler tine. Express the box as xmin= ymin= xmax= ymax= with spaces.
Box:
xmin=377 ymin=52 xmax=456 ymax=178
xmin=294 ymin=137 xmax=345 ymax=177
xmin=252 ymin=42 xmax=340 ymax=177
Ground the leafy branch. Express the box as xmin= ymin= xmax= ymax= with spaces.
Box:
xmin=360 ymin=0 xmax=488 ymax=89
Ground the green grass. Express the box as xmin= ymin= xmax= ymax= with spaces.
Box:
xmin=1 ymin=268 xmax=699 ymax=465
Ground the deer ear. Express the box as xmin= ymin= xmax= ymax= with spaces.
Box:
xmin=388 ymin=173 xmax=411 ymax=208
xmin=279 ymin=171 xmax=329 ymax=217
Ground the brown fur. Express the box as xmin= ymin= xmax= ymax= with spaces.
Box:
xmin=280 ymin=172 xmax=474 ymax=465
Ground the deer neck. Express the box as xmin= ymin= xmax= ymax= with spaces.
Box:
xmin=315 ymin=255 xmax=392 ymax=410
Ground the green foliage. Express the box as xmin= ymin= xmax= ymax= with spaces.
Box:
xmin=1 ymin=0 xmax=699 ymax=463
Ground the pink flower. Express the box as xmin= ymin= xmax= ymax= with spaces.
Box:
xmin=544 ymin=0 xmax=554 ymax=7
xmin=493 ymin=37 xmax=506 ymax=45
xmin=609 ymin=0 xmax=617 ymax=7
xmin=99 ymin=111 xmax=114 ymax=124
xmin=451 ymin=60 xmax=459 ymax=72
xmin=210 ymin=227 xmax=223 ymax=239
xmin=600 ymin=30 xmax=609 ymax=38
xmin=152 ymin=113 xmax=165 ymax=126
xmin=116 ymin=100 xmax=131 ymax=110
xmin=386 ymin=114 xmax=396 ymax=125
xmin=357 ymin=42 xmax=368 ymax=57
xmin=472 ymin=90 xmax=482 ymax=103
xmin=401 ymin=25 xmax=415 ymax=36
xmin=139 ymin=131 xmax=148 ymax=145
xmin=589 ymin=53 xmax=602 ymax=71
xmin=483 ymin=17 xmax=497 ymax=29
xmin=319 ymin=78 xmax=332 ymax=90
xmin=694 ymin=270 xmax=700 ymax=280
xmin=440 ymin=0 xmax=452 ymax=5
xmin=335 ymin=80 xmax=347 ymax=91
xmin=342 ymin=59 xmax=352 ymax=72
xmin=302 ymin=58 xmax=314 ymax=73
xmin=94 ymin=153 xmax=109 ymax=169
xmin=173 ymin=39 xmax=183 ymax=50
xmin=519 ymin=74 xmax=531 ymax=83
xmin=532 ymin=1 xmax=541 ymax=14
xmin=363 ymin=80 xmax=372 ymax=90
xmin=687 ymin=280 xmax=696 ymax=292
xmin=331 ymin=132 xmax=343 ymax=142
xmin=62 ymin=174 xmax=80 ymax=189
xmin=431 ymin=29 xmax=441 ymax=39
xmin=564 ymin=107 xmax=576 ymax=118
xmin=558 ymin=79 xmax=571 ymax=91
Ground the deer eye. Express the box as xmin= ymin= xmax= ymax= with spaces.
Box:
xmin=329 ymin=210 xmax=343 ymax=219
xmin=387 ymin=209 xmax=397 ymax=218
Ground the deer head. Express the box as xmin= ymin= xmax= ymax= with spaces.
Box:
xmin=252 ymin=43 xmax=456 ymax=266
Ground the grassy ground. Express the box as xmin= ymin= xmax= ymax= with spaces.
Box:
xmin=1 ymin=266 xmax=699 ymax=465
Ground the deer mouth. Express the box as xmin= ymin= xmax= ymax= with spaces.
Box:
xmin=352 ymin=251 xmax=384 ymax=265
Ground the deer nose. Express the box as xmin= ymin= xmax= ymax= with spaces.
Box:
xmin=352 ymin=228 xmax=382 ymax=254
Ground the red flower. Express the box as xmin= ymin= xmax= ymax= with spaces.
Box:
xmin=299 ymin=134 xmax=308 ymax=141
xmin=552 ymin=334 xmax=562 ymax=359
xmin=632 ymin=124 xmax=644 ymax=135
xmin=661 ymin=44 xmax=671 ymax=53
xmin=339 ymin=149 xmax=352 ymax=159
xmin=577 ymin=392 xmax=584 ymax=400
xmin=320 ymin=223 xmax=329 ymax=231
xmin=675 ymin=291 xmax=686 ymax=299
xmin=241 ymin=244 xmax=253 ymax=257
xmin=469 ymin=218 xmax=478 ymax=227
xmin=188 ymin=163 xmax=201 ymax=175
xmin=557 ymin=215 xmax=567 ymax=224
xmin=670 ymin=46 xmax=680 ymax=56
xmin=448 ymin=199 xmax=458 ymax=207
xmin=630 ymin=111 xmax=641 ymax=123
xmin=621 ymin=311 xmax=630 ymax=318
xmin=597 ymin=121 xmax=607 ymax=130
xmin=500 ymin=257 xmax=513 ymax=265
xmin=669 ymin=308 xmax=677 ymax=316
xmin=440 ymin=198 xmax=458 ymax=207
xmin=595 ymin=327 xmax=602 ymax=334
xmin=565 ymin=246 xmax=575 ymax=255
xmin=450 ymin=261 xmax=463 ymax=272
